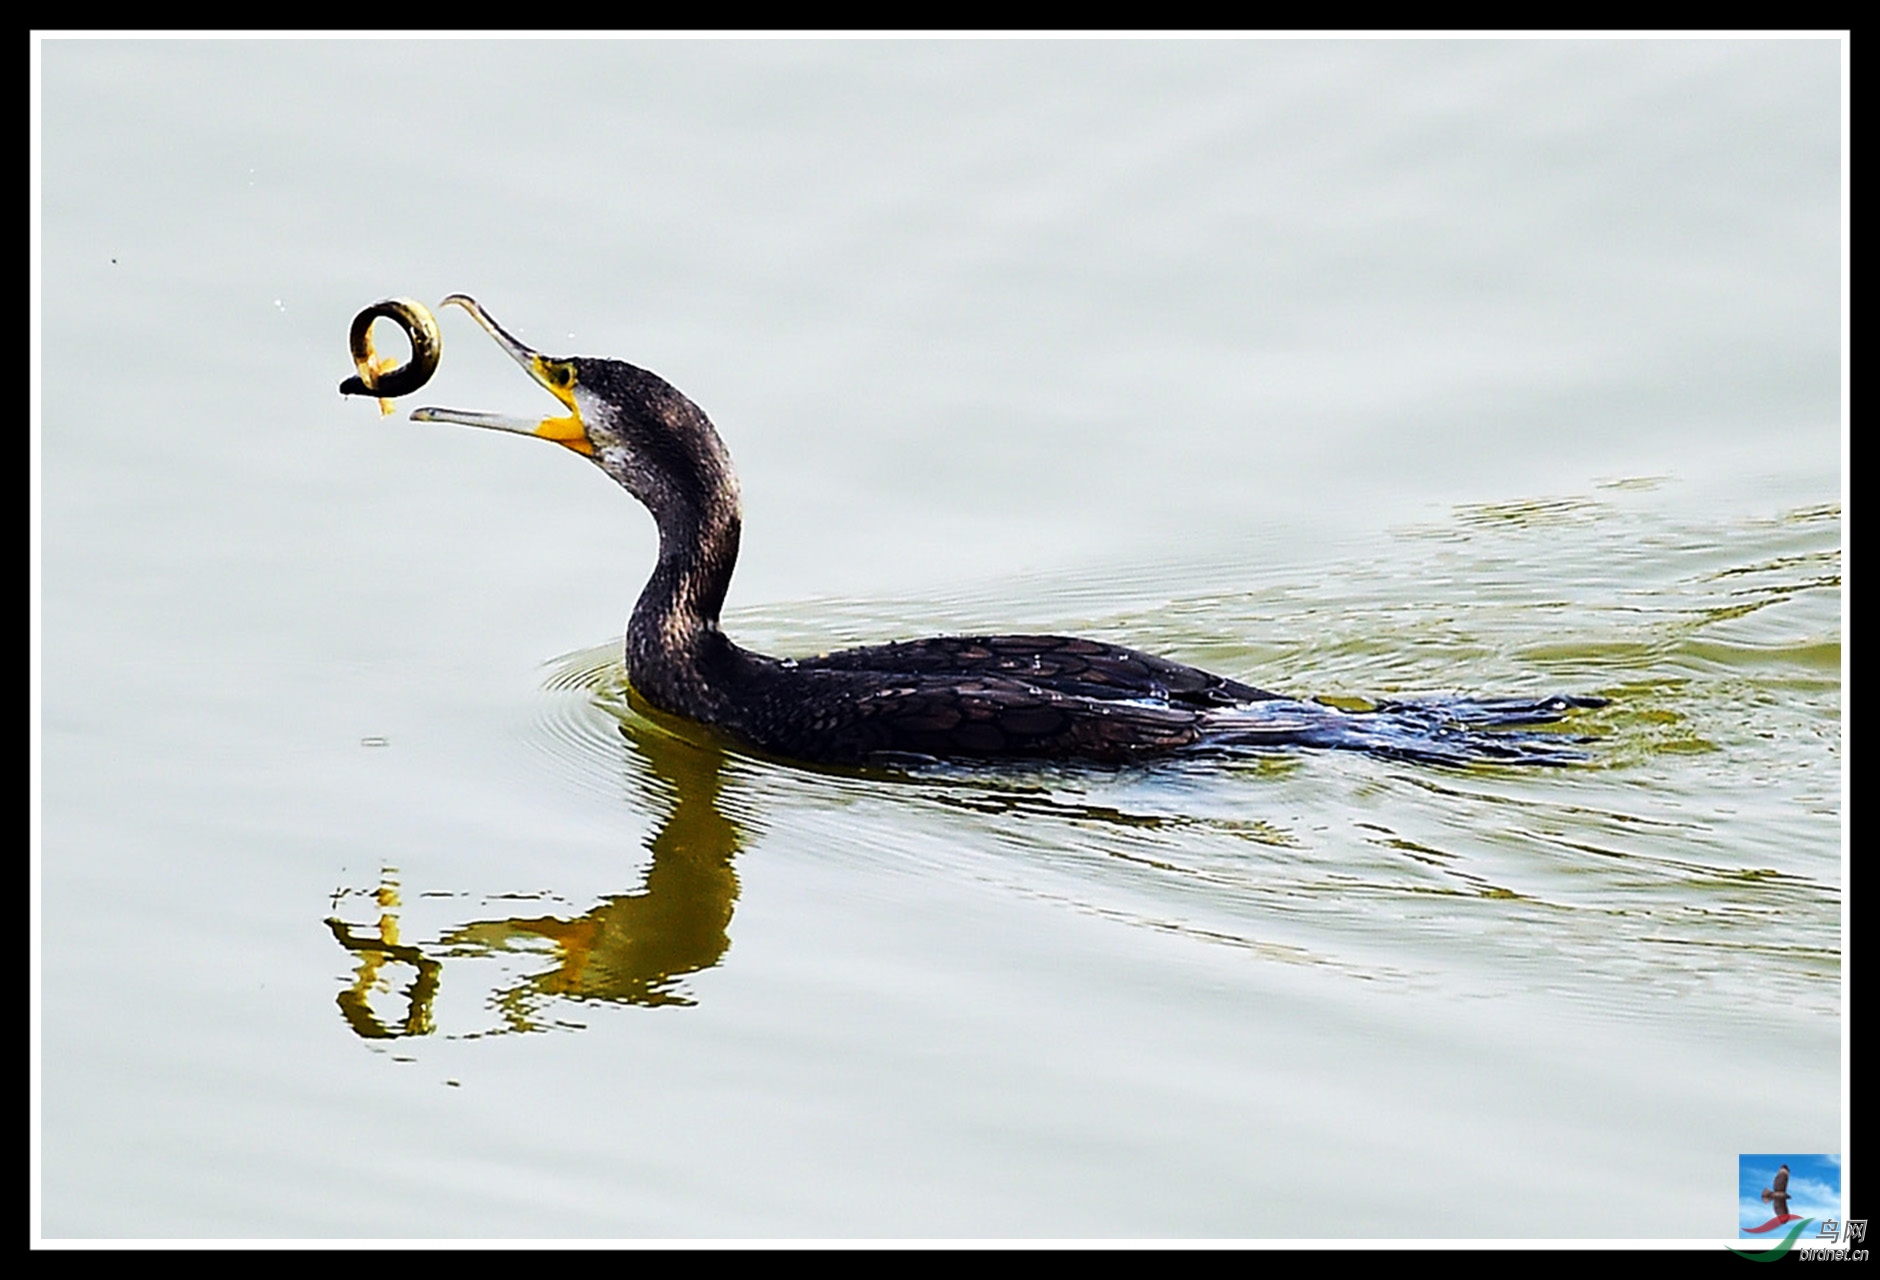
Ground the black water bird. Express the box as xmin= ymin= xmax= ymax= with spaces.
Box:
xmin=409 ymin=296 xmax=1602 ymax=769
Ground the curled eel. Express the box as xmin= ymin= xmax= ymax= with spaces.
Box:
xmin=340 ymin=298 xmax=442 ymax=411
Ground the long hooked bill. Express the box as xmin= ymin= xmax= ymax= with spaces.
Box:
xmin=409 ymin=295 xmax=594 ymax=456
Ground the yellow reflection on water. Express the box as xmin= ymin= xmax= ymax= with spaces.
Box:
xmin=327 ymin=869 xmax=440 ymax=1039
xmin=325 ymin=704 xmax=743 ymax=1037
xmin=445 ymin=715 xmax=741 ymax=1022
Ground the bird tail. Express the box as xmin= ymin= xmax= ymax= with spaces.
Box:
xmin=1199 ymin=693 xmax=1606 ymax=766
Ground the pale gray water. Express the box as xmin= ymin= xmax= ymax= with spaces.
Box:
xmin=37 ymin=37 xmax=1841 ymax=1239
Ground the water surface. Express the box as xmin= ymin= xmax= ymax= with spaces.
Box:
xmin=38 ymin=37 xmax=1841 ymax=1239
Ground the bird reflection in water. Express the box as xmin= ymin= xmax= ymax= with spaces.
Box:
xmin=325 ymin=706 xmax=743 ymax=1038
xmin=327 ymin=868 xmax=440 ymax=1038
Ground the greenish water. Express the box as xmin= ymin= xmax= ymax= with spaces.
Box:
xmin=377 ymin=483 xmax=1838 ymax=1043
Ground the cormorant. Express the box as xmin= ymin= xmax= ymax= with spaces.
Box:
xmin=392 ymin=296 xmax=1601 ymax=769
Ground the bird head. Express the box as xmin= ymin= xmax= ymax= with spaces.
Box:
xmin=411 ymin=296 xmax=736 ymax=526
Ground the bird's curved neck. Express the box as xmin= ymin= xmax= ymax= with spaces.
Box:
xmin=624 ymin=462 xmax=746 ymax=719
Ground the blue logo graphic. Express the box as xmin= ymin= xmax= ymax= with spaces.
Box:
xmin=1734 ymin=1154 xmax=1842 ymax=1261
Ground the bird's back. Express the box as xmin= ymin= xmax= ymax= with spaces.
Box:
xmin=717 ymin=634 xmax=1278 ymax=766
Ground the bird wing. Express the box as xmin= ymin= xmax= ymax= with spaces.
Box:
xmin=728 ymin=662 xmax=1207 ymax=765
xmin=796 ymin=634 xmax=1276 ymax=708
